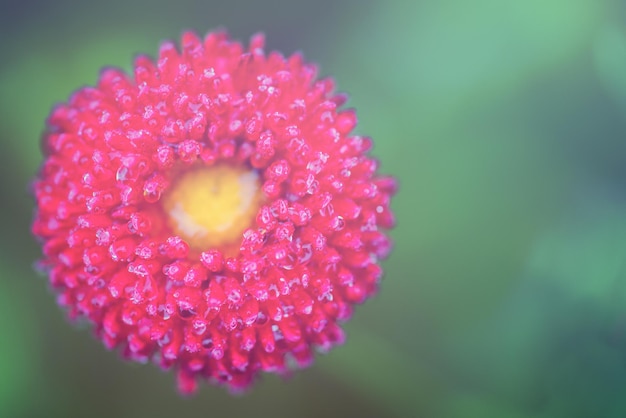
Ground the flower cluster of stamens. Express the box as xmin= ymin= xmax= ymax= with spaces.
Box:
xmin=32 ymin=31 xmax=396 ymax=393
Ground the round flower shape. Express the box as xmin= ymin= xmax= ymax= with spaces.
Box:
xmin=32 ymin=31 xmax=396 ymax=393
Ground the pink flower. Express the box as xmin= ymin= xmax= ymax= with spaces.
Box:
xmin=32 ymin=30 xmax=396 ymax=393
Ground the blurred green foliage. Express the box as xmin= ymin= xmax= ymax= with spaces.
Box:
xmin=2 ymin=0 xmax=626 ymax=417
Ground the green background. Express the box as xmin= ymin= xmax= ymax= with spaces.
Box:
xmin=2 ymin=0 xmax=626 ymax=417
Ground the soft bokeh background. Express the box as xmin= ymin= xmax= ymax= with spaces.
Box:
xmin=2 ymin=0 xmax=626 ymax=417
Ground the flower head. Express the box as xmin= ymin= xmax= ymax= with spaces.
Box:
xmin=32 ymin=30 xmax=396 ymax=393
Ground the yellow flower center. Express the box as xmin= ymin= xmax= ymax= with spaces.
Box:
xmin=162 ymin=164 xmax=263 ymax=250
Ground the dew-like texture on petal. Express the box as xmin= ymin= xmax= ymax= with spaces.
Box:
xmin=31 ymin=30 xmax=396 ymax=393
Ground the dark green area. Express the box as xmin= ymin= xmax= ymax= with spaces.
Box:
xmin=2 ymin=0 xmax=626 ymax=417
